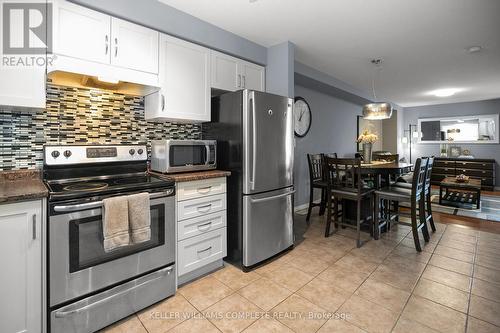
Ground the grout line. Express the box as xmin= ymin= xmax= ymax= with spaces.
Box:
xmin=388 ymin=224 xmax=447 ymax=333
xmin=464 ymin=233 xmax=479 ymax=333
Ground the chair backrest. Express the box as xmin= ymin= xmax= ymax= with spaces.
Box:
xmin=373 ymin=152 xmax=399 ymax=162
xmin=423 ymin=156 xmax=434 ymax=192
xmin=307 ymin=154 xmax=324 ymax=182
xmin=411 ymin=157 xmax=428 ymax=200
xmin=324 ymin=156 xmax=363 ymax=193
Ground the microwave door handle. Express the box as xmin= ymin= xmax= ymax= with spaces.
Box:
xmin=205 ymin=144 xmax=210 ymax=165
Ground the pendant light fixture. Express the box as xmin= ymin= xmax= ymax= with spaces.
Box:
xmin=362 ymin=59 xmax=393 ymax=120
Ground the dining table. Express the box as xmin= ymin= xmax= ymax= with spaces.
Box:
xmin=342 ymin=160 xmax=413 ymax=232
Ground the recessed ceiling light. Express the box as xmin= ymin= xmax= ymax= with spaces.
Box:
xmin=430 ymin=88 xmax=461 ymax=97
xmin=467 ymin=46 xmax=482 ymax=54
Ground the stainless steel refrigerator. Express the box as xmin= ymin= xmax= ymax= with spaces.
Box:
xmin=205 ymin=89 xmax=294 ymax=270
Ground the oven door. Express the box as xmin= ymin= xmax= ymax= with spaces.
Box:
xmin=49 ymin=192 xmax=175 ymax=307
xmin=166 ymin=140 xmax=216 ymax=173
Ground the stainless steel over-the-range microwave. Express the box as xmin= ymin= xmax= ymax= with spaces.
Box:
xmin=151 ymin=139 xmax=216 ymax=173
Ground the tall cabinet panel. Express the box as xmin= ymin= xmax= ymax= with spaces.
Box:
xmin=0 ymin=200 xmax=43 ymax=333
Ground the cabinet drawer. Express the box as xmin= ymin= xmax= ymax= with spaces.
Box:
xmin=456 ymin=168 xmax=494 ymax=178
xmin=177 ymin=178 xmax=226 ymax=201
xmin=455 ymin=161 xmax=494 ymax=170
xmin=178 ymin=211 xmax=226 ymax=241
xmin=178 ymin=228 xmax=227 ymax=276
xmin=433 ymin=167 xmax=455 ymax=174
xmin=177 ymin=194 xmax=226 ymax=221
xmin=434 ymin=160 xmax=455 ymax=168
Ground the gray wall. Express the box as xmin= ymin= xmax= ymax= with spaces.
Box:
xmin=70 ymin=0 xmax=267 ymax=65
xmin=403 ymin=99 xmax=500 ymax=186
xmin=294 ymin=84 xmax=363 ymax=207
xmin=266 ymin=42 xmax=295 ymax=97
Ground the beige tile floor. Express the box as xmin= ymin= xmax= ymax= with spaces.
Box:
xmin=101 ymin=216 xmax=500 ymax=333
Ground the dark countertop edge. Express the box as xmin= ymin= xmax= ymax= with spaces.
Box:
xmin=150 ymin=170 xmax=231 ymax=183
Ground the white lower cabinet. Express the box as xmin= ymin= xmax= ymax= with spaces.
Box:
xmin=176 ymin=177 xmax=227 ymax=284
xmin=0 ymin=200 xmax=44 ymax=333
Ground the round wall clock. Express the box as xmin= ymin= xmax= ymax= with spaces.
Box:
xmin=293 ymin=96 xmax=312 ymax=137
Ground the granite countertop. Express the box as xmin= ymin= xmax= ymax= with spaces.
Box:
xmin=0 ymin=170 xmax=48 ymax=203
xmin=151 ymin=170 xmax=231 ymax=182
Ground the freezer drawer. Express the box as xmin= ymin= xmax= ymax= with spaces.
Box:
xmin=51 ymin=265 xmax=175 ymax=333
xmin=177 ymin=210 xmax=227 ymax=241
xmin=178 ymin=228 xmax=227 ymax=276
xmin=177 ymin=194 xmax=226 ymax=221
xmin=243 ymin=187 xmax=294 ymax=267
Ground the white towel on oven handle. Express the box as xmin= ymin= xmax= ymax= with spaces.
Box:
xmin=127 ymin=192 xmax=151 ymax=244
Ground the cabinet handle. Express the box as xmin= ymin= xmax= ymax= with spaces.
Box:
xmin=196 ymin=204 xmax=212 ymax=213
xmin=242 ymin=75 xmax=246 ymax=88
xmin=238 ymin=74 xmax=241 ymax=88
xmin=105 ymin=35 xmax=109 ymax=55
xmin=114 ymin=37 xmax=118 ymax=57
xmin=32 ymin=214 xmax=36 ymax=240
xmin=197 ymin=222 xmax=212 ymax=231
xmin=161 ymin=94 xmax=165 ymax=111
xmin=197 ymin=186 xmax=212 ymax=194
xmin=197 ymin=246 xmax=212 ymax=254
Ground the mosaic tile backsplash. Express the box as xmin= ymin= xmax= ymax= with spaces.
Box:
xmin=0 ymin=84 xmax=201 ymax=170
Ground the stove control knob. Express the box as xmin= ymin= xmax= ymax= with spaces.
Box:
xmin=137 ymin=148 xmax=144 ymax=155
xmin=51 ymin=150 xmax=60 ymax=158
xmin=129 ymin=149 xmax=136 ymax=155
xmin=63 ymin=150 xmax=72 ymax=158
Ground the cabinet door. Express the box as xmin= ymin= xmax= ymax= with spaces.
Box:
xmin=0 ymin=66 xmax=46 ymax=108
xmin=111 ymin=18 xmax=159 ymax=74
xmin=210 ymin=50 xmax=240 ymax=91
xmin=53 ymin=1 xmax=111 ymax=64
xmin=0 ymin=201 xmax=42 ymax=333
xmin=150 ymin=34 xmax=210 ymax=122
xmin=239 ymin=61 xmax=265 ymax=92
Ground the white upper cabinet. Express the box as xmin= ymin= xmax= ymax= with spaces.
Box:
xmin=210 ymin=50 xmax=265 ymax=92
xmin=110 ymin=18 xmax=159 ymax=74
xmin=53 ymin=1 xmax=111 ymax=64
xmin=0 ymin=66 xmax=46 ymax=109
xmin=210 ymin=50 xmax=239 ymax=91
xmin=239 ymin=60 xmax=265 ymax=91
xmin=0 ymin=200 xmax=43 ymax=333
xmin=52 ymin=0 xmax=158 ymax=76
xmin=145 ymin=34 xmax=210 ymax=123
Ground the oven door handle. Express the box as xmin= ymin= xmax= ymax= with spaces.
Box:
xmin=53 ymin=190 xmax=174 ymax=213
xmin=54 ymin=266 xmax=174 ymax=318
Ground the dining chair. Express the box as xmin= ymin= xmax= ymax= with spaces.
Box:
xmin=306 ymin=153 xmax=328 ymax=223
xmin=393 ymin=156 xmax=436 ymax=232
xmin=374 ymin=157 xmax=430 ymax=251
xmin=324 ymin=156 xmax=375 ymax=248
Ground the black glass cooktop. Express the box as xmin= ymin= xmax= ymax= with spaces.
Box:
xmin=46 ymin=174 xmax=174 ymax=201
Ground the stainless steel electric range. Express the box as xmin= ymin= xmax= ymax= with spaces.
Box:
xmin=43 ymin=145 xmax=176 ymax=333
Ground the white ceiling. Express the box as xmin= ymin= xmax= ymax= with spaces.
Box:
xmin=159 ymin=0 xmax=500 ymax=107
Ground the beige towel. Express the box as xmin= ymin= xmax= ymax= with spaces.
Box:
xmin=102 ymin=196 xmax=130 ymax=252
xmin=127 ymin=192 xmax=151 ymax=244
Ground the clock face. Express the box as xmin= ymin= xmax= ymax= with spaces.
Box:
xmin=293 ymin=97 xmax=312 ymax=137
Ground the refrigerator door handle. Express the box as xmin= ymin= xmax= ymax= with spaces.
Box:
xmin=250 ymin=190 xmax=295 ymax=203
xmin=250 ymin=93 xmax=257 ymax=190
